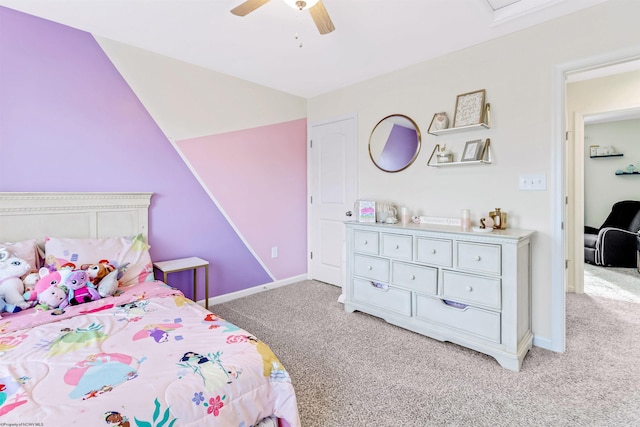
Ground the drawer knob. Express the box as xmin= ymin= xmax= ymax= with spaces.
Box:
xmin=395 ymin=244 xmax=400 ymax=249
xmin=363 ymin=240 xmax=368 ymax=245
xmin=409 ymin=274 xmax=416 ymax=280
xmin=368 ymin=265 xmax=373 ymax=270
xmin=475 ymin=255 xmax=481 ymax=261
xmin=431 ymin=249 xmax=437 ymax=254
xmin=466 ymin=286 xmax=473 ymax=292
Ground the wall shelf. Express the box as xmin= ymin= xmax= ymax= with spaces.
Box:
xmin=590 ymin=153 xmax=623 ymax=158
xmin=615 ymin=171 xmax=639 ymax=175
xmin=427 ymin=139 xmax=492 ymax=167
xmin=428 ymin=103 xmax=491 ymax=136
xmin=428 ymin=122 xmax=490 ymax=136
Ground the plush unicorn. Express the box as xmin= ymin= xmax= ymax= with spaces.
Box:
xmin=0 ymin=248 xmax=32 ymax=310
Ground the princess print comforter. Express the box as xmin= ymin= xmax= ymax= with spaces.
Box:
xmin=0 ymin=281 xmax=300 ymax=426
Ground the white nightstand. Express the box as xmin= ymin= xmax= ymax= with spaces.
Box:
xmin=153 ymin=257 xmax=210 ymax=309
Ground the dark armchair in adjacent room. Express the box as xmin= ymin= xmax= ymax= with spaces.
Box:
xmin=584 ymin=200 xmax=640 ymax=267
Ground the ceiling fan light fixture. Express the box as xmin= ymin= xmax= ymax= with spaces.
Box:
xmin=232 ymin=0 xmax=334 ymax=35
xmin=282 ymin=0 xmax=320 ymax=10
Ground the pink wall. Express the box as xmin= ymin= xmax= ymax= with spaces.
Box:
xmin=178 ymin=119 xmax=308 ymax=280
xmin=0 ymin=6 xmax=308 ymax=299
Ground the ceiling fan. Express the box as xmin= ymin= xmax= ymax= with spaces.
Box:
xmin=231 ymin=0 xmax=335 ymax=35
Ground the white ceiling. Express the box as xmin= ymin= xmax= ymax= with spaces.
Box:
xmin=0 ymin=0 xmax=608 ymax=98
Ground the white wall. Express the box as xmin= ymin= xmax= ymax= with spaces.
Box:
xmin=95 ymin=37 xmax=307 ymax=140
xmin=584 ymin=118 xmax=640 ymax=226
xmin=307 ymin=0 xmax=640 ymax=346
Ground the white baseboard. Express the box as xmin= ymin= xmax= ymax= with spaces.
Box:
xmin=199 ymin=274 xmax=308 ymax=307
xmin=533 ymin=335 xmax=554 ymax=351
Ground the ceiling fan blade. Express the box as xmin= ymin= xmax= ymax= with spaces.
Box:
xmin=231 ymin=0 xmax=271 ymax=16
xmin=309 ymin=0 xmax=335 ymax=35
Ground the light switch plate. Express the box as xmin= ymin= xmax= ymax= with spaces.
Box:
xmin=519 ymin=174 xmax=546 ymax=191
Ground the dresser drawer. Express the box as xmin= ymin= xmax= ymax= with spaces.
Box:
xmin=353 ymin=230 xmax=379 ymax=255
xmin=381 ymin=233 xmax=412 ymax=260
xmin=416 ymin=237 xmax=452 ymax=267
xmin=353 ymin=254 xmax=390 ymax=282
xmin=415 ymin=295 xmax=501 ymax=343
xmin=392 ymin=261 xmax=437 ymax=294
xmin=442 ymin=270 xmax=501 ymax=310
xmin=353 ymin=278 xmax=411 ymax=316
xmin=457 ymin=242 xmax=501 ymax=275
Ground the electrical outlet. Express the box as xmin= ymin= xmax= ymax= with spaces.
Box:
xmin=271 ymin=247 xmax=278 ymax=258
xmin=519 ymin=174 xmax=546 ymax=191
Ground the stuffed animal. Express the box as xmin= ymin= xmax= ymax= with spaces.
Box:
xmin=22 ymin=271 xmax=40 ymax=293
xmin=24 ymin=267 xmax=70 ymax=303
xmin=96 ymin=263 xmax=129 ymax=298
xmin=0 ymin=248 xmax=32 ymax=310
xmin=36 ymin=284 xmax=68 ymax=311
xmin=97 ymin=269 xmax=120 ymax=298
xmin=0 ymin=296 xmax=22 ymax=318
xmin=59 ymin=270 xmax=100 ymax=309
xmin=83 ymin=260 xmax=115 ymax=286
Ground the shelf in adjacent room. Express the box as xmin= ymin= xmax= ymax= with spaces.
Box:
xmin=590 ymin=153 xmax=623 ymax=158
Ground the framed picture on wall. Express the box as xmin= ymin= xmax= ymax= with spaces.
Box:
xmin=453 ymin=89 xmax=486 ymax=128
xmin=461 ymin=139 xmax=484 ymax=162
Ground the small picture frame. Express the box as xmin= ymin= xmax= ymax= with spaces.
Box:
xmin=453 ymin=89 xmax=486 ymax=128
xmin=461 ymin=139 xmax=484 ymax=162
xmin=356 ymin=200 xmax=376 ymax=222
xmin=428 ymin=112 xmax=449 ymax=133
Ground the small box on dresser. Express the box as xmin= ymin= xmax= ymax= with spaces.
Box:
xmin=344 ymin=221 xmax=534 ymax=371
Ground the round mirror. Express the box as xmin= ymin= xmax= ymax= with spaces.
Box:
xmin=369 ymin=114 xmax=421 ymax=172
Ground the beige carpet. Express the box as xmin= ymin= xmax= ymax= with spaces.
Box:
xmin=212 ymin=280 xmax=640 ymax=427
xmin=584 ymin=263 xmax=640 ymax=303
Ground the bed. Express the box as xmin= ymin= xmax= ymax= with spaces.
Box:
xmin=0 ymin=192 xmax=300 ymax=426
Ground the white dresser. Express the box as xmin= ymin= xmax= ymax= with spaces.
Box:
xmin=344 ymin=221 xmax=534 ymax=371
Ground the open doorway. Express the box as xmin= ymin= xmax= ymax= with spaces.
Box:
xmin=580 ymin=111 xmax=640 ymax=302
xmin=549 ymin=52 xmax=640 ymax=353
xmin=564 ymin=61 xmax=640 ymax=302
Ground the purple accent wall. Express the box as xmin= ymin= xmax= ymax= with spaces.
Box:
xmin=377 ymin=124 xmax=418 ymax=171
xmin=0 ymin=6 xmax=275 ymax=298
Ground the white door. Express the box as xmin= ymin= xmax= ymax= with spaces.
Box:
xmin=308 ymin=115 xmax=357 ymax=286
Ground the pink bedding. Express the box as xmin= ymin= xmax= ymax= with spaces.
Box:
xmin=0 ymin=281 xmax=300 ymax=426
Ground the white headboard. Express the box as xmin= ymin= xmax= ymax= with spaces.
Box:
xmin=0 ymin=192 xmax=152 ymax=245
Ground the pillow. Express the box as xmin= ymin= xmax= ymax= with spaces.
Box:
xmin=117 ymin=234 xmax=155 ymax=286
xmin=1 ymin=239 xmax=40 ymax=273
xmin=44 ymin=236 xmax=122 ymax=270
xmin=44 ymin=234 xmax=154 ymax=287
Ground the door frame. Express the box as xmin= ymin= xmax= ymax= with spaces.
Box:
xmin=306 ymin=113 xmax=359 ymax=285
xmin=552 ymin=47 xmax=640 ymax=353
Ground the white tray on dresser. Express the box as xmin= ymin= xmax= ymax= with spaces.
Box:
xmin=344 ymin=221 xmax=535 ymax=372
